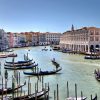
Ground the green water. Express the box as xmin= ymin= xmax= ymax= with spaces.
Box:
xmin=0 ymin=46 xmax=100 ymax=100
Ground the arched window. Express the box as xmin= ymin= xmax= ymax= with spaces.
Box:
xmin=90 ymin=45 xmax=94 ymax=52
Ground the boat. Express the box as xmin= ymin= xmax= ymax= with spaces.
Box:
xmin=65 ymin=97 xmax=87 ymax=100
xmin=12 ymin=89 xmax=49 ymax=100
xmin=52 ymin=46 xmax=60 ymax=50
xmin=4 ymin=61 xmax=34 ymax=67
xmin=23 ymin=67 xmax=62 ymax=76
xmin=7 ymin=53 xmax=17 ymax=57
xmin=0 ymin=54 xmax=8 ymax=58
xmin=84 ymin=55 xmax=100 ymax=60
xmin=5 ymin=59 xmax=33 ymax=64
xmin=42 ymin=48 xmax=48 ymax=51
xmin=4 ymin=64 xmax=38 ymax=70
xmin=0 ymin=81 xmax=26 ymax=95
xmin=94 ymin=69 xmax=100 ymax=81
xmin=5 ymin=49 xmax=14 ymax=52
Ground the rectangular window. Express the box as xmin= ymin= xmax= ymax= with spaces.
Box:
xmin=90 ymin=37 xmax=94 ymax=41
xmin=95 ymin=31 xmax=99 ymax=35
xmin=90 ymin=31 xmax=94 ymax=35
xmin=95 ymin=37 xmax=99 ymax=41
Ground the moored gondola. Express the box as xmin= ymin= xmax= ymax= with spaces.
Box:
xmin=5 ymin=59 xmax=33 ymax=64
xmin=7 ymin=53 xmax=17 ymax=57
xmin=4 ymin=64 xmax=38 ymax=70
xmin=0 ymin=81 xmax=26 ymax=95
xmin=84 ymin=55 xmax=100 ymax=59
xmin=23 ymin=67 xmax=62 ymax=76
xmin=4 ymin=62 xmax=34 ymax=67
xmin=3 ymin=89 xmax=49 ymax=100
xmin=13 ymin=89 xmax=49 ymax=100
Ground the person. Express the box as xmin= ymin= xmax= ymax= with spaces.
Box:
xmin=53 ymin=58 xmax=55 ymax=61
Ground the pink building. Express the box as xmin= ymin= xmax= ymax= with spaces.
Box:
xmin=7 ymin=32 xmax=14 ymax=48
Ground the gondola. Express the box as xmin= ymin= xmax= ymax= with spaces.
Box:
xmin=5 ymin=59 xmax=33 ymax=64
xmin=6 ymin=89 xmax=49 ymax=100
xmin=7 ymin=53 xmax=17 ymax=57
xmin=4 ymin=62 xmax=34 ymax=67
xmin=4 ymin=64 xmax=38 ymax=70
xmin=84 ymin=55 xmax=100 ymax=59
xmin=23 ymin=67 xmax=62 ymax=76
xmin=5 ymin=49 xmax=14 ymax=52
xmin=0 ymin=81 xmax=26 ymax=95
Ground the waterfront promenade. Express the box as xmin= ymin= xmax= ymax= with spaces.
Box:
xmin=0 ymin=46 xmax=100 ymax=100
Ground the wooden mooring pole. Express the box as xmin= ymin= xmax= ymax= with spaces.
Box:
xmin=67 ymin=81 xmax=69 ymax=98
xmin=42 ymin=76 xmax=44 ymax=90
xmin=57 ymin=84 xmax=59 ymax=100
xmin=54 ymin=90 xmax=56 ymax=100
xmin=75 ymin=83 xmax=77 ymax=100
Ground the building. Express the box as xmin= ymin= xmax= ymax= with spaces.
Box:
xmin=19 ymin=32 xmax=27 ymax=47
xmin=31 ymin=32 xmax=39 ymax=46
xmin=0 ymin=29 xmax=8 ymax=51
xmin=7 ymin=32 xmax=14 ymax=48
xmin=45 ymin=32 xmax=61 ymax=45
xmin=60 ymin=26 xmax=100 ymax=53
xmin=38 ymin=33 xmax=46 ymax=45
xmin=38 ymin=32 xmax=61 ymax=45
xmin=24 ymin=32 xmax=33 ymax=46
xmin=13 ymin=33 xmax=20 ymax=47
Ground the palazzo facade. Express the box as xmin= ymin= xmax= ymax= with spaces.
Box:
xmin=60 ymin=26 xmax=100 ymax=53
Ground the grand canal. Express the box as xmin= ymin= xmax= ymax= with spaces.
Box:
xmin=0 ymin=46 xmax=100 ymax=100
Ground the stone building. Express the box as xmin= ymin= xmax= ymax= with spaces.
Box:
xmin=45 ymin=32 xmax=61 ymax=45
xmin=31 ymin=32 xmax=39 ymax=46
xmin=60 ymin=26 xmax=100 ymax=53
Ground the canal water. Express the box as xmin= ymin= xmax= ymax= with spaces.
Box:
xmin=0 ymin=46 xmax=100 ymax=100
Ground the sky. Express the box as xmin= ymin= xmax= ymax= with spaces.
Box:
xmin=0 ymin=0 xmax=100 ymax=33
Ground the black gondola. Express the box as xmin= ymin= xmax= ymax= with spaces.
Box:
xmin=4 ymin=62 xmax=34 ymax=67
xmin=84 ymin=55 xmax=100 ymax=59
xmin=23 ymin=67 xmax=62 ymax=76
xmin=5 ymin=59 xmax=33 ymax=64
xmin=4 ymin=64 xmax=38 ymax=70
xmin=0 ymin=81 xmax=26 ymax=95
xmin=7 ymin=53 xmax=17 ymax=57
xmin=13 ymin=89 xmax=49 ymax=100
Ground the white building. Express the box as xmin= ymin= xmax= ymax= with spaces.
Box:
xmin=13 ymin=33 xmax=20 ymax=47
xmin=45 ymin=32 xmax=61 ymax=45
xmin=38 ymin=32 xmax=61 ymax=45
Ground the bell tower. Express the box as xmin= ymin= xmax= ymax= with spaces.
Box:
xmin=71 ymin=24 xmax=74 ymax=31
